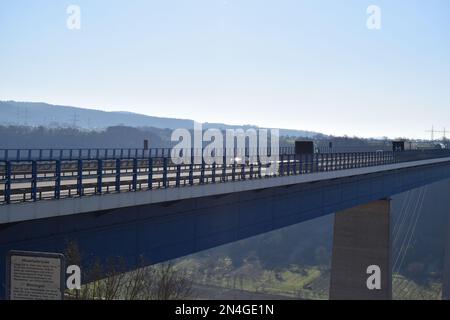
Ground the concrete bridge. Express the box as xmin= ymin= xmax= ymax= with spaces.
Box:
xmin=1 ymin=146 xmax=450 ymax=299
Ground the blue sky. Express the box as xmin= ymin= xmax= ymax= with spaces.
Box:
xmin=1 ymin=0 xmax=449 ymax=138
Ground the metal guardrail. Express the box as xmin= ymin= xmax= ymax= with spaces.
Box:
xmin=0 ymin=147 xmax=296 ymax=161
xmin=1 ymin=149 xmax=450 ymax=205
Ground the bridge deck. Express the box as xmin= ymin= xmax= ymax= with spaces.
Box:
xmin=1 ymin=149 xmax=450 ymax=206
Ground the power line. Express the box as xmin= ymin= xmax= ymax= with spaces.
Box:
xmin=426 ymin=126 xmax=435 ymax=141
xmin=426 ymin=126 xmax=447 ymax=141
xmin=70 ymin=112 xmax=80 ymax=128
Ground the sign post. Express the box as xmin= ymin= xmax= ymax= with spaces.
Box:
xmin=6 ymin=251 xmax=65 ymax=300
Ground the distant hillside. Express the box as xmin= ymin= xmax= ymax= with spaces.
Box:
xmin=0 ymin=101 xmax=318 ymax=138
xmin=0 ymin=101 xmax=193 ymax=131
xmin=0 ymin=125 xmax=172 ymax=149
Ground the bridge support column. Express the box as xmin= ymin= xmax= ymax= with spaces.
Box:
xmin=330 ymin=199 xmax=392 ymax=300
xmin=442 ymin=181 xmax=450 ymax=300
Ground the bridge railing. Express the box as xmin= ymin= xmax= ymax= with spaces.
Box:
xmin=1 ymin=149 xmax=449 ymax=205
xmin=0 ymin=147 xmax=296 ymax=161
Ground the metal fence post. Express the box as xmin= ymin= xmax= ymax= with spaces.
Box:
xmin=280 ymin=154 xmax=284 ymax=176
xmin=163 ymin=157 xmax=168 ymax=188
xmin=5 ymin=161 xmax=11 ymax=204
xmin=200 ymin=160 xmax=205 ymax=184
xmin=132 ymin=158 xmax=138 ymax=191
xmin=97 ymin=159 xmax=103 ymax=194
xmin=232 ymin=160 xmax=236 ymax=182
xmin=55 ymin=160 xmax=61 ymax=199
xmin=315 ymin=154 xmax=319 ymax=172
xmin=176 ymin=164 xmax=181 ymax=187
xmin=293 ymin=154 xmax=297 ymax=175
xmin=222 ymin=153 xmax=227 ymax=182
xmin=258 ymin=157 xmax=262 ymax=178
xmin=115 ymin=158 xmax=121 ymax=192
xmin=31 ymin=160 xmax=37 ymax=201
xmin=287 ymin=154 xmax=291 ymax=175
xmin=148 ymin=157 xmax=153 ymax=189
xmin=78 ymin=159 xmax=83 ymax=196
xmin=189 ymin=153 xmax=194 ymax=186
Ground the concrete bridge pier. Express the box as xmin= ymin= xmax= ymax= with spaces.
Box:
xmin=442 ymin=181 xmax=450 ymax=300
xmin=330 ymin=199 xmax=392 ymax=300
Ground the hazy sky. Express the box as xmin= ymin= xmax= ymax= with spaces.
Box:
xmin=1 ymin=0 xmax=449 ymax=138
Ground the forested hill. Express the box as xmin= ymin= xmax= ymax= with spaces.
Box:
xmin=0 ymin=125 xmax=172 ymax=149
xmin=0 ymin=100 xmax=318 ymax=137
xmin=0 ymin=101 xmax=193 ymax=130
